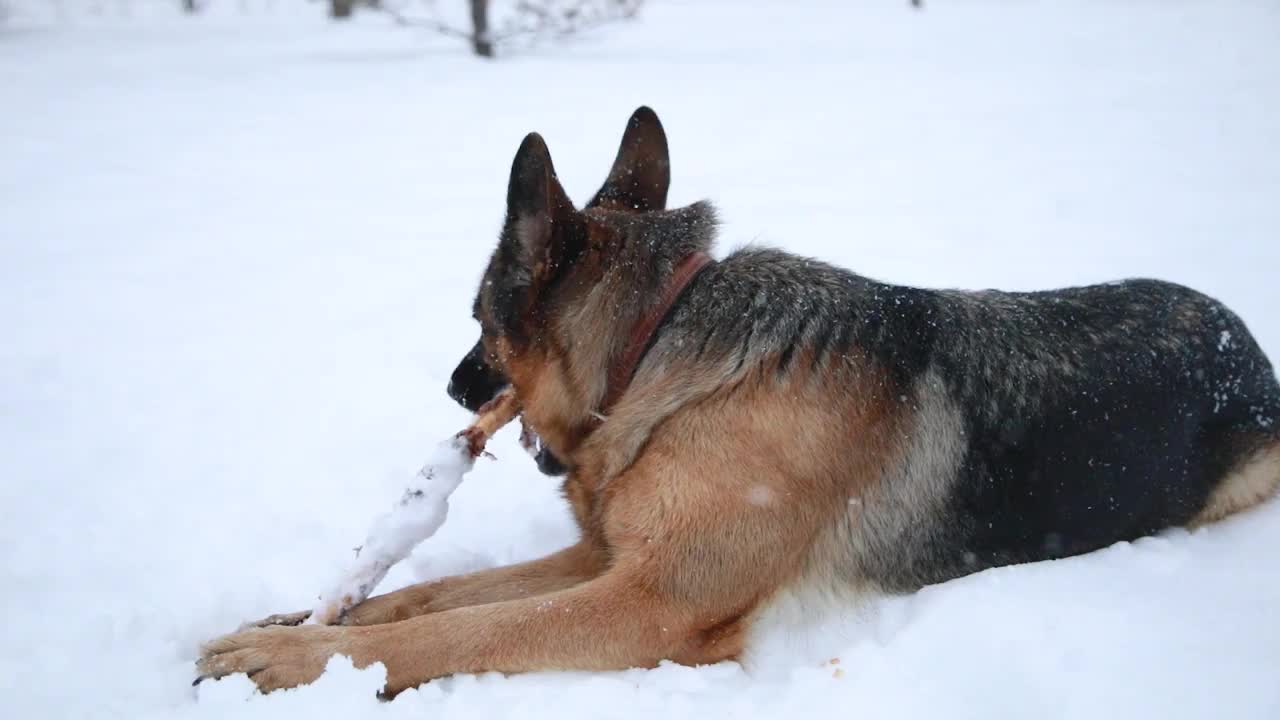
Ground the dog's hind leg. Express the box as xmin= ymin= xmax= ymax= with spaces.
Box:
xmin=1191 ymin=438 xmax=1280 ymax=528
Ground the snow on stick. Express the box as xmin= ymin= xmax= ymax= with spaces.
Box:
xmin=307 ymin=389 xmax=521 ymax=625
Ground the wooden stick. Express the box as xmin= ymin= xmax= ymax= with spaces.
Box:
xmin=459 ymin=387 xmax=521 ymax=457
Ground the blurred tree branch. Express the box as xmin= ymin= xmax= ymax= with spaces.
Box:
xmin=332 ymin=0 xmax=355 ymax=18
xmin=378 ymin=0 xmax=643 ymax=58
xmin=470 ymin=0 xmax=492 ymax=57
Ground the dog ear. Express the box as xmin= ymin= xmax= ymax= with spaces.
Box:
xmin=505 ymin=132 xmax=579 ymax=281
xmin=587 ymin=106 xmax=670 ymax=212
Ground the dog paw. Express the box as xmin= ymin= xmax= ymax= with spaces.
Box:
xmin=195 ymin=625 xmax=346 ymax=693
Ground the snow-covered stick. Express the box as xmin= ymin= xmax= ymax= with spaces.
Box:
xmin=307 ymin=389 xmax=521 ymax=626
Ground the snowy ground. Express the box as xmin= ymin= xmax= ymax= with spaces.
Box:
xmin=3 ymin=1 xmax=1279 ymax=717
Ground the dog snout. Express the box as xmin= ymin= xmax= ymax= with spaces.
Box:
xmin=447 ymin=338 xmax=570 ymax=476
xmin=448 ymin=339 xmax=506 ymax=413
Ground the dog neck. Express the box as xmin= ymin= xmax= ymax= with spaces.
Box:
xmin=598 ymin=250 xmax=714 ymax=417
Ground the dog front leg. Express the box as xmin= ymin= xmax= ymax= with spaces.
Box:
xmin=339 ymin=540 xmax=605 ymax=625
xmin=244 ymin=540 xmax=604 ymax=629
xmin=200 ymin=565 xmax=725 ymax=696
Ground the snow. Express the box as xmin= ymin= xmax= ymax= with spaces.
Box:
xmin=2 ymin=1 xmax=1279 ymax=718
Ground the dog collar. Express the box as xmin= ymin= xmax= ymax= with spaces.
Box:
xmin=600 ymin=251 xmax=714 ymax=417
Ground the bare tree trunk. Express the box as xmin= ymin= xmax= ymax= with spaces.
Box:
xmin=470 ymin=0 xmax=493 ymax=58
xmin=331 ymin=0 xmax=355 ymax=19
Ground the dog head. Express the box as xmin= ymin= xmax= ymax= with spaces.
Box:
xmin=447 ymin=107 xmax=672 ymax=475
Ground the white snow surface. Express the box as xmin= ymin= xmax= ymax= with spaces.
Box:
xmin=2 ymin=1 xmax=1280 ymax=718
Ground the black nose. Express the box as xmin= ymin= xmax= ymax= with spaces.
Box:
xmin=445 ymin=377 xmax=466 ymax=406
xmin=448 ymin=339 xmax=507 ymax=413
xmin=446 ymin=375 xmax=487 ymax=413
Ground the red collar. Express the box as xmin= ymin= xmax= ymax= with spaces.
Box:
xmin=598 ymin=251 xmax=714 ymax=417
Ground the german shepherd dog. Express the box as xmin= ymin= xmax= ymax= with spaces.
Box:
xmin=198 ymin=107 xmax=1280 ymax=697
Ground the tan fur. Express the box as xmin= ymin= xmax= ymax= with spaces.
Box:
xmin=200 ymin=350 xmax=903 ymax=696
xmin=498 ymin=338 xmax=588 ymax=461
xmin=1190 ymin=440 xmax=1280 ymax=528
